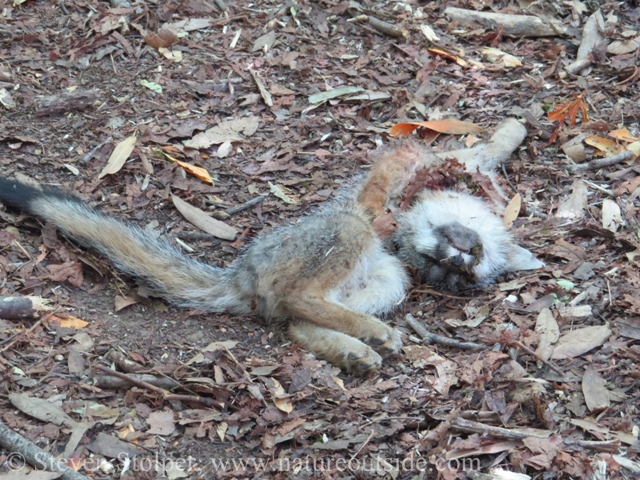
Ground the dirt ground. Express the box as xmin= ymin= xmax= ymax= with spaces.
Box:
xmin=1 ymin=0 xmax=640 ymax=478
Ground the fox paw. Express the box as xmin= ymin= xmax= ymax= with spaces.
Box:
xmin=345 ymin=347 xmax=382 ymax=376
xmin=363 ymin=325 xmax=403 ymax=357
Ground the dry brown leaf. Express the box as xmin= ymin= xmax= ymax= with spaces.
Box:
xmin=551 ymin=325 xmax=611 ymax=359
xmin=115 ymin=295 xmax=138 ymax=311
xmin=171 ymin=195 xmax=237 ymax=241
xmin=183 ymin=117 xmax=260 ymax=149
xmin=582 ymin=365 xmax=610 ymax=410
xmin=585 ymin=135 xmax=627 ymax=156
xmin=98 ymin=133 xmax=137 ymax=179
xmin=217 ymin=422 xmax=228 ymax=442
xmin=147 ymin=411 xmax=175 ymax=436
xmin=389 ymin=119 xmax=483 ymax=137
xmin=271 ymin=378 xmax=294 ymax=413
xmin=548 ymin=93 xmax=589 ymax=127
xmin=144 ymin=27 xmax=178 ymax=49
xmin=556 ymin=179 xmax=588 ymax=219
xmin=602 ymin=198 xmax=623 ymax=233
xmin=47 ymin=261 xmax=84 ymax=287
xmin=161 ymin=151 xmax=213 ymax=184
xmin=46 ymin=314 xmax=89 ymax=330
xmin=535 ymin=308 xmax=559 ymax=362
xmin=503 ymin=193 xmax=521 ymax=228
xmin=427 ymin=46 xmax=467 ymax=67
xmin=608 ymin=128 xmax=639 ymax=143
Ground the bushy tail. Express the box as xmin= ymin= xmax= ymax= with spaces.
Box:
xmin=0 ymin=178 xmax=250 ymax=313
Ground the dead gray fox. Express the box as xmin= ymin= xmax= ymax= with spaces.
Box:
xmin=0 ymin=119 xmax=542 ymax=375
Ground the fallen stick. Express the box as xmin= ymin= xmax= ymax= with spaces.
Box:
xmin=94 ymin=365 xmax=224 ymax=409
xmin=34 ymin=89 xmax=99 ymax=117
xmin=349 ymin=15 xmax=409 ymax=39
xmin=105 ymin=348 xmax=144 ymax=373
xmin=451 ymin=418 xmax=623 ymax=452
xmin=444 ymin=7 xmax=564 ymax=37
xmin=451 ymin=417 xmax=551 ymax=439
xmin=0 ymin=295 xmax=52 ymax=319
xmin=405 ymin=314 xmax=482 ymax=350
xmin=0 ymin=420 xmax=91 ymax=480
xmin=80 ymin=137 xmax=112 ymax=163
xmin=225 ymin=195 xmax=265 ymax=215
xmin=568 ymin=150 xmax=635 ymax=171
xmin=92 ymin=373 xmax=180 ymax=390
xmin=511 ymin=340 xmax=566 ymax=378
xmin=175 ymin=231 xmax=222 ymax=243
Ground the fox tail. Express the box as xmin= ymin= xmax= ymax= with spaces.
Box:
xmin=0 ymin=177 xmax=250 ymax=313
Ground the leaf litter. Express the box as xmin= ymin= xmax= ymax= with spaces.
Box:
xmin=0 ymin=0 xmax=639 ymax=478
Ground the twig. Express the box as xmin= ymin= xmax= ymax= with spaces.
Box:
xmin=563 ymin=439 xmax=621 ymax=452
xmin=412 ymin=287 xmax=492 ymax=300
xmin=367 ymin=16 xmax=408 ymax=39
xmin=223 ymin=345 xmax=253 ymax=383
xmin=92 ymin=373 xmax=181 ymax=390
xmin=225 ymin=195 xmax=264 ymax=215
xmin=81 ymin=137 xmax=112 ymax=163
xmin=0 ymin=420 xmax=91 ymax=480
xmin=350 ymin=430 xmax=374 ymax=461
xmin=451 ymin=418 xmax=623 ymax=452
xmin=175 ymin=231 xmax=222 ymax=243
xmin=451 ymin=417 xmax=551 ymax=440
xmin=405 ymin=314 xmax=482 ymax=350
xmin=568 ymin=150 xmax=635 ymax=171
xmin=94 ymin=365 xmax=224 ymax=408
xmin=511 ymin=341 xmax=566 ymax=378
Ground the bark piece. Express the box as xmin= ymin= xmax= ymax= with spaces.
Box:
xmin=445 ymin=7 xmax=565 ymax=37
xmin=34 ymin=89 xmax=99 ymax=117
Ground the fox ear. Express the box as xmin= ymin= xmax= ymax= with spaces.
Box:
xmin=506 ymin=245 xmax=544 ymax=271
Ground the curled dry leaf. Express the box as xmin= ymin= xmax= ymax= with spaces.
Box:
xmin=427 ymin=46 xmax=467 ymax=67
xmin=46 ymin=314 xmax=89 ymax=330
xmin=550 ymin=325 xmax=611 ymax=360
xmin=171 ymin=195 xmax=237 ymax=241
xmin=158 ymin=150 xmax=213 ymax=184
xmin=481 ymin=47 xmax=522 ymax=67
xmin=98 ymin=133 xmax=137 ymax=179
xmin=271 ymin=378 xmax=294 ymax=413
xmin=158 ymin=47 xmax=182 ymax=62
xmin=144 ymin=27 xmax=178 ymax=49
xmin=389 ymin=118 xmax=483 ymax=137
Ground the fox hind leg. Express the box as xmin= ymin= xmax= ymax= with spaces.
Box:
xmin=288 ymin=321 xmax=382 ymax=375
xmin=285 ymin=293 xmax=402 ymax=359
